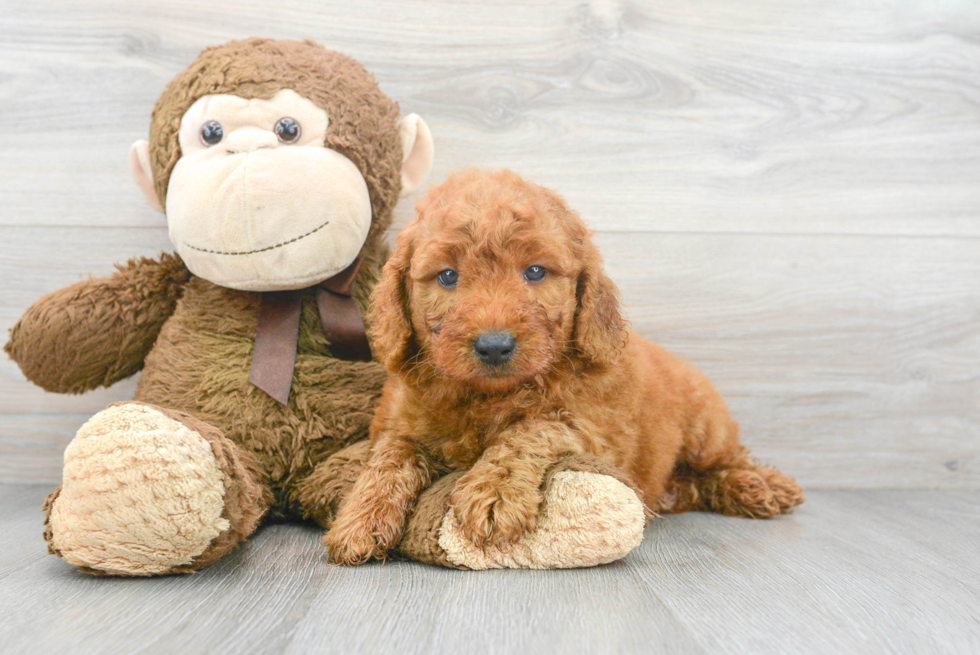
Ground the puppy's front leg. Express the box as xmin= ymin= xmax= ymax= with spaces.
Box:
xmin=323 ymin=435 xmax=432 ymax=565
xmin=450 ymin=420 xmax=584 ymax=549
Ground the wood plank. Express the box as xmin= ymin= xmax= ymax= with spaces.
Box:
xmin=798 ymin=490 xmax=980 ymax=580
xmin=0 ymin=485 xmax=52 ymax=579
xmin=0 ymin=487 xmax=333 ymax=655
xmin=632 ymin=490 xmax=980 ymax=654
xmin=1 ymin=487 xmax=977 ymax=654
xmin=0 ymin=1 xmax=978 ymax=235
xmin=0 ymin=227 xmax=173 ymax=319
xmin=610 ymin=232 xmax=980 ymax=490
xmin=283 ymin=547 xmax=703 ymax=655
xmin=1 ymin=228 xmax=976 ymax=488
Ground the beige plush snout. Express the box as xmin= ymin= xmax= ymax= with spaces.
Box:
xmin=223 ymin=129 xmax=279 ymax=153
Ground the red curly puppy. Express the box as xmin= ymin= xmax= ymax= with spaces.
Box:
xmin=324 ymin=169 xmax=803 ymax=565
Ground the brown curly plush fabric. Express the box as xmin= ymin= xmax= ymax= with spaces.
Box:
xmin=5 ymin=254 xmax=190 ymax=394
xmin=8 ymin=39 xmax=402 ymax=575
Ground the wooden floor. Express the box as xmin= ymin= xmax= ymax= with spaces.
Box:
xmin=1 ymin=485 xmax=976 ymax=655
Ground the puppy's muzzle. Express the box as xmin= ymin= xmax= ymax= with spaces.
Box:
xmin=473 ymin=331 xmax=516 ymax=367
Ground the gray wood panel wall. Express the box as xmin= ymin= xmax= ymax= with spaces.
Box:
xmin=1 ymin=0 xmax=977 ymax=488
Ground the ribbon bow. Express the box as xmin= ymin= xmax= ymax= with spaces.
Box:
xmin=248 ymin=258 xmax=372 ymax=405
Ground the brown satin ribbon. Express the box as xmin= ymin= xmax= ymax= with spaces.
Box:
xmin=248 ymin=258 xmax=372 ymax=405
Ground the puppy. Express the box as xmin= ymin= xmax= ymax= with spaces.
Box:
xmin=324 ymin=169 xmax=803 ymax=565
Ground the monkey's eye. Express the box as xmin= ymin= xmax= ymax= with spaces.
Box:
xmin=437 ymin=269 xmax=459 ymax=288
xmin=275 ymin=117 xmax=301 ymax=143
xmin=524 ymin=265 xmax=547 ymax=282
xmin=200 ymin=120 xmax=224 ymax=146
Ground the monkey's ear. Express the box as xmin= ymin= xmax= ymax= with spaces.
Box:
xmin=129 ymin=140 xmax=164 ymax=213
xmin=397 ymin=115 xmax=434 ymax=197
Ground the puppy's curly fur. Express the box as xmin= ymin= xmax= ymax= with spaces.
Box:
xmin=324 ymin=169 xmax=804 ymax=565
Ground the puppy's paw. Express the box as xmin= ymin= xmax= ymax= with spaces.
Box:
xmin=322 ymin=522 xmax=387 ymax=566
xmin=450 ymin=472 xmax=542 ymax=549
xmin=755 ymin=466 xmax=805 ymax=513
xmin=322 ymin=496 xmax=409 ymax=566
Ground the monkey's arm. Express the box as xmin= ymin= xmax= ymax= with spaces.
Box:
xmin=5 ymin=253 xmax=191 ymax=394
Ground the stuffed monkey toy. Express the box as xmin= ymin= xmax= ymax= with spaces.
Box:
xmin=6 ymin=38 xmax=645 ymax=575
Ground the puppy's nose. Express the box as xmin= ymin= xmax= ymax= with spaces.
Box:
xmin=473 ymin=331 xmax=516 ymax=367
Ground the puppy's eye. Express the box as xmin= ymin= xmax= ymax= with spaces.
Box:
xmin=275 ymin=117 xmax=301 ymax=143
xmin=200 ymin=120 xmax=224 ymax=146
xmin=437 ymin=269 xmax=459 ymax=288
xmin=523 ymin=265 xmax=547 ymax=283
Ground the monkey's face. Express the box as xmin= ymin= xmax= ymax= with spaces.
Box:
xmin=163 ymin=89 xmax=370 ymax=291
xmin=132 ymin=85 xmax=433 ymax=292
xmin=130 ymin=40 xmax=434 ymax=292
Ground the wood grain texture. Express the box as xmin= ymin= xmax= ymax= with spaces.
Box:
xmin=0 ymin=0 xmax=978 ymax=488
xmin=1 ymin=485 xmax=978 ymax=655
xmin=2 ymin=228 xmax=976 ymax=487
xmin=2 ymin=1 xmax=980 ymax=235
xmin=639 ymin=493 xmax=980 ymax=654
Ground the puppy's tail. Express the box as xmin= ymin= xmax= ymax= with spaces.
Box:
xmin=655 ymin=463 xmax=804 ymax=518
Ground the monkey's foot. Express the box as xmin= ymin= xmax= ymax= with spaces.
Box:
xmin=396 ymin=454 xmax=646 ymax=570
xmin=45 ymin=403 xmax=231 ymax=576
xmin=438 ymin=470 xmax=645 ymax=569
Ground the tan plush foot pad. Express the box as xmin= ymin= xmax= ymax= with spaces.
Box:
xmin=438 ymin=471 xmax=645 ymax=570
xmin=48 ymin=403 xmax=229 ymax=576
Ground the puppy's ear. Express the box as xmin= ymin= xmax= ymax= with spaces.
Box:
xmin=368 ymin=226 xmax=416 ymax=372
xmin=541 ymin=187 xmax=625 ymax=366
xmin=569 ymin=221 xmax=626 ymax=366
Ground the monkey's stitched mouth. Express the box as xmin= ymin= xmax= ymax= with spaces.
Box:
xmin=182 ymin=219 xmax=331 ymax=256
